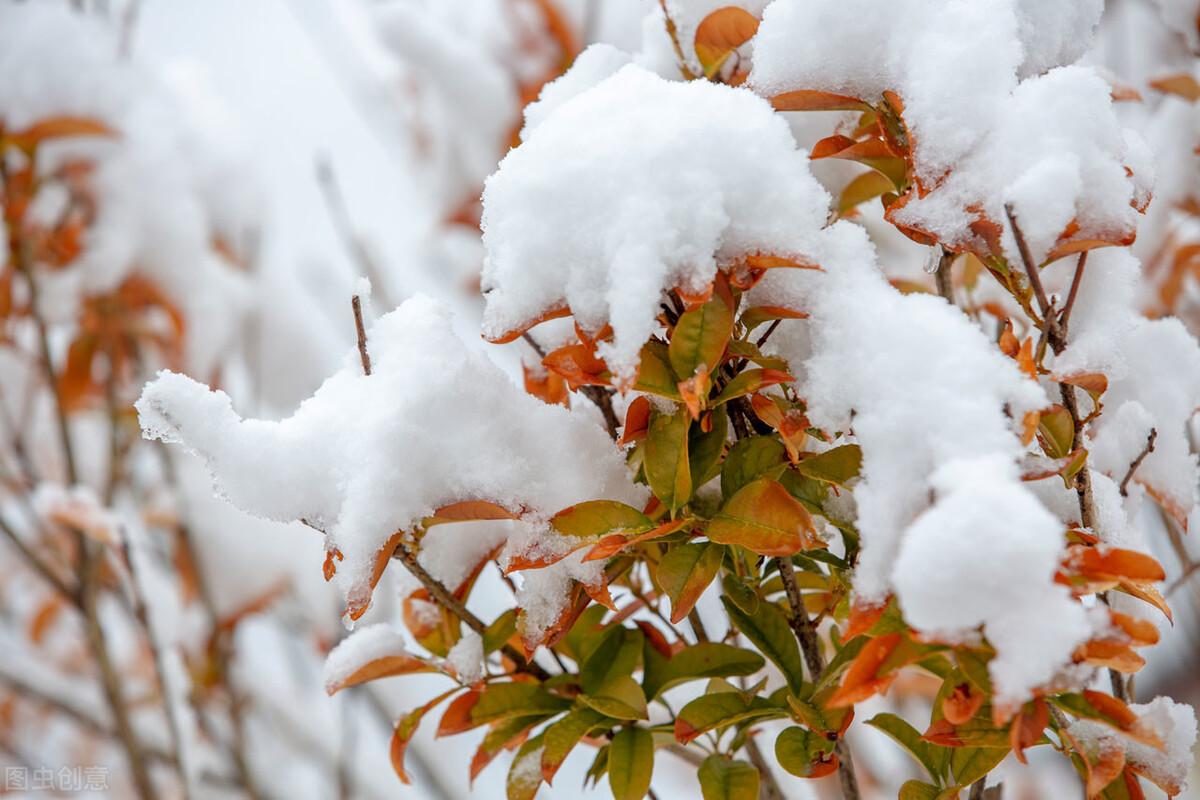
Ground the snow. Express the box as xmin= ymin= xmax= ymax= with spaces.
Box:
xmin=750 ymin=1 xmax=1146 ymax=265
xmin=1056 ymin=250 xmax=1200 ymax=523
xmin=481 ymin=63 xmax=831 ymax=381
xmin=891 ymin=456 xmax=1094 ymax=708
xmin=1152 ymin=0 xmax=1200 ymax=51
xmin=445 ymin=630 xmax=485 ymax=685
xmin=137 ymin=294 xmax=642 ymax=620
xmin=323 ymin=623 xmax=411 ymax=694
xmin=1070 ymin=696 xmax=1198 ymax=796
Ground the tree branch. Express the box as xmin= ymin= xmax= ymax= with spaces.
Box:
xmin=1119 ymin=428 xmax=1157 ymax=497
xmin=776 ymin=557 xmax=861 ymax=800
xmin=393 ymin=541 xmax=550 ymax=680
xmin=351 ymin=295 xmax=371 ymax=376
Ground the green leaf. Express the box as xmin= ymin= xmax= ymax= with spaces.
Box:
xmin=698 ymin=756 xmax=759 ymax=800
xmin=658 ymin=542 xmax=724 ymax=624
xmin=642 ymin=642 xmax=765 ymax=699
xmin=950 ymin=746 xmax=1008 ymax=788
xmin=720 ymin=597 xmax=806 ymax=694
xmin=581 ymin=628 xmax=643 ymax=693
xmin=561 ymin=604 xmax=607 ymax=664
xmin=580 ymin=629 xmax=648 ymax=720
xmin=473 ymin=683 xmax=571 ymax=727
xmin=634 ymin=341 xmax=681 ymax=400
xmin=670 ymin=295 xmax=734 ymax=381
xmin=551 ymin=501 xmax=653 ymax=539
xmin=866 ymin=713 xmax=944 ymax=782
xmin=580 ymin=675 xmax=649 ymax=720
xmin=815 ymin=636 xmax=867 ymax=691
xmin=774 ymin=725 xmax=837 ymax=778
xmin=585 ymin=744 xmax=610 ymax=788
xmin=713 ymin=369 xmax=794 ymax=406
xmin=795 ymin=444 xmax=862 ymax=486
xmin=674 ymin=692 xmax=786 ymax=744
xmin=721 ymin=573 xmax=759 ymax=616
xmin=707 ymin=478 xmax=815 ymax=556
xmin=738 ymin=306 xmax=807 ymax=334
xmin=690 ymin=406 xmax=729 ymax=489
xmin=507 ymin=734 xmax=546 ymax=800
xmin=483 ymin=610 xmax=517 ymax=654
xmin=1038 ymin=406 xmax=1075 ymax=459
xmin=645 ymin=408 xmax=693 ymax=513
xmin=721 ymin=437 xmax=786 ymax=499
xmin=608 ymin=727 xmax=654 ymax=800
xmin=541 ymin=707 xmax=608 ymax=783
xmin=725 ymin=339 xmax=789 ymax=370
xmin=897 ymin=780 xmax=941 ymax=800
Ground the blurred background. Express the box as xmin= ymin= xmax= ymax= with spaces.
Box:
xmin=0 ymin=0 xmax=1198 ymax=797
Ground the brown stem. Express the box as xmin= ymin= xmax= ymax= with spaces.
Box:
xmin=1058 ymin=252 xmax=1089 ymax=336
xmin=79 ymin=537 xmax=159 ymax=800
xmin=755 ymin=319 xmax=782 ymax=349
xmin=393 ymin=541 xmax=551 ymax=680
xmin=579 ymin=385 xmax=621 ymax=441
xmin=351 ymin=295 xmax=371 ymax=376
xmin=15 ymin=252 xmax=77 ymax=484
xmin=1007 ymin=208 xmax=1127 ymax=701
xmin=743 ymin=734 xmax=785 ymax=800
xmin=0 ymin=512 xmax=78 ymax=602
xmin=118 ymin=530 xmax=191 ymax=798
xmin=1119 ymin=429 xmax=1157 ymax=497
xmin=775 ymin=557 xmax=861 ymax=800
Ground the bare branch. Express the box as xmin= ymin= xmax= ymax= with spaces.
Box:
xmin=392 ymin=541 xmax=551 ymax=680
xmin=351 ymin=295 xmax=371 ymax=376
xmin=934 ymin=248 xmax=955 ymax=304
xmin=1059 ymin=252 xmax=1089 ymax=336
xmin=1119 ymin=428 xmax=1157 ymax=497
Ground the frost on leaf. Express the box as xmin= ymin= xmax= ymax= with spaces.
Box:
xmin=137 ymin=295 xmax=642 ymax=622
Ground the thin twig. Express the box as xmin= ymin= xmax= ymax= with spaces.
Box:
xmin=755 ymin=319 xmax=782 ymax=350
xmin=743 ymin=734 xmax=785 ymax=800
xmin=687 ymin=608 xmax=710 ymax=643
xmin=657 ymin=0 xmax=698 ymax=80
xmin=0 ymin=512 xmax=78 ymax=602
xmin=351 ymin=295 xmax=371 ymax=376
xmin=393 ymin=541 xmax=550 ymax=680
xmin=775 ymin=557 xmax=861 ymax=800
xmin=118 ymin=529 xmax=191 ymax=799
xmin=521 ymin=333 xmax=619 ymax=440
xmin=79 ymin=535 xmax=160 ymax=800
xmin=1005 ymin=204 xmax=1060 ymax=345
xmin=1119 ymin=429 xmax=1157 ymax=497
xmin=1058 ymin=252 xmax=1089 ymax=336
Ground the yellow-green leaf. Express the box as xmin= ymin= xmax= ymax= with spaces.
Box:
xmin=721 ymin=596 xmax=805 ymax=694
xmin=551 ymin=501 xmax=653 ymax=539
xmin=658 ymin=542 xmax=724 ymax=623
xmin=645 ymin=408 xmax=693 ymax=513
xmin=698 ymin=756 xmax=759 ymax=800
xmin=634 ymin=340 xmax=682 ymax=400
xmin=609 ymin=727 xmax=654 ymax=800
xmin=707 ymin=478 xmax=817 ymax=556
xmin=670 ymin=295 xmax=734 ymax=382
xmin=795 ymin=444 xmax=862 ymax=486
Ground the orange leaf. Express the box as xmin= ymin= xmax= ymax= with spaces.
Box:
xmin=1075 ymin=640 xmax=1146 ymax=674
xmin=619 ymin=395 xmax=651 ymax=445
xmin=1086 ymin=746 xmax=1127 ymax=799
xmin=7 ymin=116 xmax=114 ymax=151
xmin=998 ymin=319 xmax=1019 ymax=357
xmin=424 ymin=500 xmax=520 ymax=528
xmin=323 ymin=548 xmax=343 ymax=581
xmin=484 ymin=305 xmax=572 ymax=345
xmin=29 ymin=595 xmax=65 ymax=645
xmin=543 ymin=343 xmax=611 ymax=389
xmin=1016 ymin=337 xmax=1037 ymax=381
xmin=1069 ymin=546 xmax=1166 ymax=583
xmin=770 ymin=90 xmax=870 ymax=113
xmin=1149 ymin=72 xmax=1200 ymax=101
xmin=828 ymin=632 xmax=902 ymax=707
xmin=706 ymin=478 xmax=819 ymax=556
xmin=636 ymin=620 xmax=676 ymax=658
xmin=391 ymin=689 xmax=460 ymax=784
xmin=1109 ymin=611 xmax=1160 ymax=647
xmin=943 ymin=681 xmax=985 ymax=726
xmin=437 ymin=690 xmax=483 ymax=736
xmin=694 ymin=7 xmax=760 ymax=77
xmin=523 ymin=361 xmax=570 ymax=407
xmin=1009 ymin=698 xmax=1049 ymax=764
xmin=326 ymin=653 xmax=434 ymax=695
xmin=843 ymin=600 xmax=887 ymax=640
